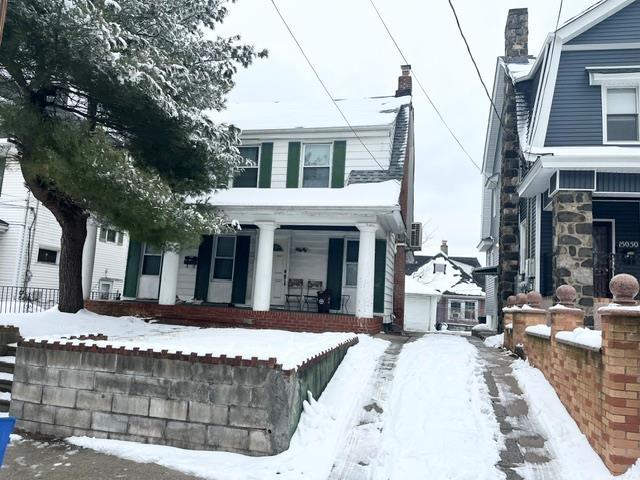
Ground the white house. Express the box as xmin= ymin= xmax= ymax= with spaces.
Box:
xmin=86 ymin=66 xmax=419 ymax=333
xmin=0 ymin=156 xmax=129 ymax=301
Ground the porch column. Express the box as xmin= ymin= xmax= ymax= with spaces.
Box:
xmin=158 ymin=248 xmax=180 ymax=305
xmin=356 ymin=223 xmax=377 ymax=318
xmin=253 ymin=222 xmax=278 ymax=311
xmin=81 ymin=220 xmax=98 ymax=299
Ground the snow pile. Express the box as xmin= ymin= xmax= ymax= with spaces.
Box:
xmin=410 ymin=253 xmax=484 ymax=298
xmin=472 ymin=324 xmax=493 ymax=331
xmin=556 ymin=328 xmax=602 ymax=351
xmin=1 ymin=308 xmax=356 ymax=370
xmin=68 ymin=335 xmax=389 ymax=480
xmin=512 ymin=360 xmax=640 ymax=479
xmin=209 ymin=96 xmax=411 ymax=131
xmin=484 ymin=334 xmax=504 ymax=349
xmin=372 ymin=335 xmax=503 ymax=479
xmin=525 ymin=324 xmax=551 ymax=338
xmin=205 ymin=180 xmax=401 ymax=209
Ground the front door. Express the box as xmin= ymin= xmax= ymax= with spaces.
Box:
xmin=270 ymin=238 xmax=289 ymax=306
xmin=138 ymin=244 xmax=162 ymax=299
xmin=593 ymin=221 xmax=613 ymax=298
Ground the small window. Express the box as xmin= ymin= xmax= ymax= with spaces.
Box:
xmin=345 ymin=240 xmax=359 ymax=286
xmin=99 ymin=227 xmax=124 ymax=245
xmin=449 ymin=301 xmax=462 ymax=320
xmin=606 ymin=88 xmax=639 ymax=142
xmin=213 ymin=236 xmax=236 ymax=280
xmin=37 ymin=248 xmax=58 ymax=264
xmin=142 ymin=244 xmax=162 ymax=276
xmin=234 ymin=146 xmax=259 ymax=188
xmin=464 ymin=302 xmax=477 ymax=321
xmin=433 ymin=263 xmax=446 ymax=274
xmin=302 ymin=144 xmax=331 ymax=188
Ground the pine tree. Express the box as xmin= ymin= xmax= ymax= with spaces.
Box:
xmin=0 ymin=0 xmax=266 ymax=312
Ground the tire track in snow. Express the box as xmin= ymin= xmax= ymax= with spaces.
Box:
xmin=328 ymin=336 xmax=407 ymax=480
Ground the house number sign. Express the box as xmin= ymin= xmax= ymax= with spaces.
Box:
xmin=618 ymin=241 xmax=640 ymax=249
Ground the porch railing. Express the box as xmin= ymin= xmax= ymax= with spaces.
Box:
xmin=0 ymin=286 xmax=121 ymax=314
xmin=594 ymin=252 xmax=640 ymax=298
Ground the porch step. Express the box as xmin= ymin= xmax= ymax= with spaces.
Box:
xmin=0 ymin=356 xmax=15 ymax=375
xmin=0 ymin=379 xmax=12 ymax=393
xmin=0 ymin=399 xmax=9 ymax=413
xmin=5 ymin=344 xmax=17 ymax=357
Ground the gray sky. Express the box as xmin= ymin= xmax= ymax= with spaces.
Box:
xmin=218 ymin=0 xmax=596 ymax=263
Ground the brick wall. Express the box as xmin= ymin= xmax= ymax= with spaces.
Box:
xmin=507 ymin=289 xmax=640 ymax=475
xmin=86 ymin=301 xmax=382 ymax=335
xmin=10 ymin=338 xmax=356 ymax=455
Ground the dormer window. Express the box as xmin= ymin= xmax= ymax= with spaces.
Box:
xmin=234 ymin=146 xmax=259 ymax=188
xmin=302 ymin=144 xmax=331 ymax=188
xmin=606 ymin=88 xmax=639 ymax=142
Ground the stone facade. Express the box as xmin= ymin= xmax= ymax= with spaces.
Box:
xmin=552 ymin=191 xmax=594 ymax=324
xmin=505 ymin=8 xmax=529 ymax=59
xmin=10 ymin=338 xmax=356 ymax=455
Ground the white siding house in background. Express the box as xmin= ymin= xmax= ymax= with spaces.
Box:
xmin=0 ymin=157 xmax=129 ymax=297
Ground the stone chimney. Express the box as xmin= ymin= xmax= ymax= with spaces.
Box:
xmin=395 ymin=64 xmax=412 ymax=97
xmin=505 ymin=8 xmax=528 ymax=61
xmin=440 ymin=240 xmax=448 ymax=256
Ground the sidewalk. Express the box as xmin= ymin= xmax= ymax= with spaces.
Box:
xmin=2 ymin=437 xmax=200 ymax=480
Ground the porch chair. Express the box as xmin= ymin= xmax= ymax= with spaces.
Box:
xmin=285 ymin=278 xmax=304 ymax=310
xmin=303 ymin=280 xmax=323 ymax=311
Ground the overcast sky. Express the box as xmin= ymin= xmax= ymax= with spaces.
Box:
xmin=218 ymin=0 xmax=596 ymax=263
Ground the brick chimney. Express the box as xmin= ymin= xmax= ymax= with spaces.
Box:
xmin=441 ymin=240 xmax=448 ymax=256
xmin=395 ymin=64 xmax=412 ymax=97
xmin=505 ymin=8 xmax=528 ymax=61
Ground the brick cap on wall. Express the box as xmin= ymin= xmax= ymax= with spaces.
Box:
xmin=18 ymin=336 xmax=359 ymax=375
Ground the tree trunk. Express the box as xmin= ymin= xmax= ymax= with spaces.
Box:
xmin=22 ymin=173 xmax=88 ymax=313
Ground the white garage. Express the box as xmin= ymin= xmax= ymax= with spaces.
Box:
xmin=404 ymin=276 xmax=440 ymax=333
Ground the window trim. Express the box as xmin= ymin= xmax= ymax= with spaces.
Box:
xmin=589 ymin=70 xmax=640 ymax=144
xmin=343 ymin=238 xmax=359 ymax=287
xmin=211 ymin=235 xmax=237 ymax=281
xmin=233 ymin=145 xmax=261 ymax=188
xmin=36 ymin=247 xmax=59 ymax=265
xmin=141 ymin=244 xmax=162 ymax=277
xmin=300 ymin=143 xmax=333 ymax=188
xmin=447 ymin=299 xmax=478 ymax=322
xmin=99 ymin=227 xmax=124 ymax=245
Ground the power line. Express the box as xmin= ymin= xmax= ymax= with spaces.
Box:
xmin=367 ymin=0 xmax=482 ymax=173
xmin=268 ymin=0 xmax=400 ymax=182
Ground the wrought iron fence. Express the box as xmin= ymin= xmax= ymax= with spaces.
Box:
xmin=0 ymin=286 xmax=59 ymax=314
xmin=593 ymin=252 xmax=640 ymax=298
xmin=0 ymin=286 xmax=122 ymax=314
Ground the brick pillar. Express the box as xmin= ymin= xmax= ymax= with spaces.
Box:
xmin=521 ymin=291 xmax=548 ymax=359
xmin=393 ymin=245 xmax=406 ymax=330
xmin=548 ymin=285 xmax=584 ymax=386
xmin=600 ymin=274 xmax=640 ymax=474
xmin=511 ymin=293 xmax=528 ymax=356
xmin=552 ymin=191 xmax=594 ymax=326
xmin=503 ymin=295 xmax=516 ymax=350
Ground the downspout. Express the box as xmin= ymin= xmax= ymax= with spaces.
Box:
xmin=13 ymin=190 xmax=31 ymax=285
xmin=22 ymin=201 xmax=38 ymax=289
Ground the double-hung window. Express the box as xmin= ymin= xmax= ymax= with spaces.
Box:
xmin=606 ymin=88 xmax=639 ymax=142
xmin=142 ymin=244 xmax=162 ymax=275
xmin=99 ymin=227 xmax=124 ymax=245
xmin=345 ymin=240 xmax=359 ymax=286
xmin=302 ymin=144 xmax=331 ymax=187
xmin=234 ymin=146 xmax=260 ymax=188
xmin=213 ymin=236 xmax=236 ymax=280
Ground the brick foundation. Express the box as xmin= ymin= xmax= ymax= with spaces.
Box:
xmin=85 ymin=301 xmax=382 ymax=335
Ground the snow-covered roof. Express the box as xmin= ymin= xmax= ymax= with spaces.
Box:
xmin=209 ymin=96 xmax=411 ymax=132
xmin=206 ymin=180 xmax=400 ymax=209
xmin=405 ymin=275 xmax=442 ymax=296
xmin=409 ymin=253 xmax=485 ymax=298
xmin=503 ymin=58 xmax=537 ymax=82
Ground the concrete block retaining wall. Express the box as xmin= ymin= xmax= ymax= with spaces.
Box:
xmin=10 ymin=337 xmax=357 ymax=455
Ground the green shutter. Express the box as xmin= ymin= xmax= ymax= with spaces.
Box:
xmin=326 ymin=238 xmax=344 ymax=310
xmin=123 ymin=240 xmax=142 ymax=298
xmin=194 ymin=235 xmax=214 ymax=301
xmin=331 ymin=141 xmax=346 ymax=188
xmin=374 ymin=240 xmax=387 ymax=314
xmin=231 ymin=236 xmax=251 ymax=304
xmin=286 ymin=142 xmax=301 ymax=188
xmin=258 ymin=142 xmax=273 ymax=188
xmin=0 ymin=158 xmax=5 ymax=196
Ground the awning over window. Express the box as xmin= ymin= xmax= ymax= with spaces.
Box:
xmin=473 ymin=265 xmax=498 ymax=276
xmin=0 ymin=219 xmax=8 ymax=233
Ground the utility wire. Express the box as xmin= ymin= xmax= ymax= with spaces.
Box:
xmin=269 ymin=0 xmax=400 ymax=183
xmin=367 ymin=0 xmax=482 ymax=173
xmin=446 ymin=0 xmax=507 ymax=132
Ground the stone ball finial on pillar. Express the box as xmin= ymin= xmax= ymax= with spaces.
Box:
xmin=516 ymin=293 xmax=528 ymax=306
xmin=507 ymin=295 xmax=517 ymax=307
xmin=526 ymin=291 xmax=543 ymax=308
xmin=556 ymin=284 xmax=577 ymax=307
xmin=610 ymin=274 xmax=640 ymax=306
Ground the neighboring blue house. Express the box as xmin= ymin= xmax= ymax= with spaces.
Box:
xmin=480 ymin=0 xmax=640 ymax=328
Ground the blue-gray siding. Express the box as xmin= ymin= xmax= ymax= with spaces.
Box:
xmin=567 ymin=0 xmax=640 ymax=45
xmin=546 ymin=49 xmax=640 ymax=146
xmin=540 ymin=210 xmax=553 ymax=296
xmin=559 ymin=170 xmax=595 ymax=190
xmin=597 ymin=173 xmax=640 ymax=193
xmin=593 ymin=200 xmax=640 ymax=280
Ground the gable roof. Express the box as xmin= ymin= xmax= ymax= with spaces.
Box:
xmin=408 ymin=253 xmax=485 ymax=297
xmin=407 ymin=253 xmax=481 ymax=276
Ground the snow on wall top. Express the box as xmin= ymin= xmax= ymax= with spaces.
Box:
xmin=208 ymin=96 xmax=411 ymax=132
xmin=503 ymin=58 xmax=537 ymax=82
xmin=205 ymin=180 xmax=401 ymax=209
xmin=409 ymin=253 xmax=485 ymax=298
